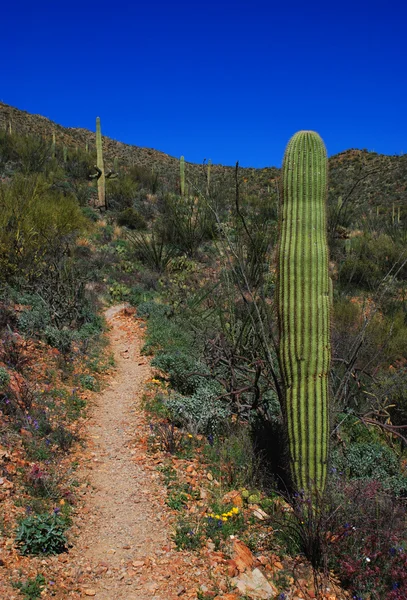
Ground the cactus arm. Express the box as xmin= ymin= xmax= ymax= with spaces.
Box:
xmin=277 ymin=130 xmax=331 ymax=493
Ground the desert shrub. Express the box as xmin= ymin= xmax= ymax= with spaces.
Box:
xmin=0 ymin=366 xmax=10 ymax=389
xmin=117 ymin=207 xmax=147 ymax=230
xmin=331 ymin=441 xmax=407 ymax=496
xmin=327 ymin=480 xmax=407 ymax=599
xmin=0 ymin=175 xmax=88 ymax=284
xmin=137 ymin=301 xmax=171 ymax=319
xmin=78 ymin=374 xmax=98 ymax=391
xmin=81 ymin=205 xmax=99 ymax=222
xmin=15 ymin=513 xmax=67 ymax=555
xmin=43 ymin=326 xmax=76 ymax=354
xmin=151 ymin=351 xmax=209 ymax=395
xmin=14 ymin=134 xmax=51 ymax=174
xmin=139 ymin=303 xmax=195 ymax=356
xmin=204 ymin=426 xmax=262 ymax=489
xmin=159 ymin=192 xmax=215 ymax=257
xmin=13 ymin=573 xmax=46 ymax=599
xmin=17 ymin=295 xmax=51 ymax=336
xmin=165 ymin=381 xmax=230 ymax=435
xmin=128 ymin=285 xmax=157 ymax=306
xmin=128 ymin=164 xmax=159 ymax=193
xmin=127 ymin=229 xmax=177 ymax=272
xmin=338 ymin=233 xmax=404 ymax=290
xmin=106 ymin=174 xmax=140 ymax=210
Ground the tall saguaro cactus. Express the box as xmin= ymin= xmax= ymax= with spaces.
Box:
xmin=180 ymin=155 xmax=185 ymax=197
xmin=96 ymin=116 xmax=106 ymax=209
xmin=277 ymin=131 xmax=331 ymax=493
xmin=90 ymin=117 xmax=117 ymax=210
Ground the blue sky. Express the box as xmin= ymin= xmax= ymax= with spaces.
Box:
xmin=1 ymin=0 xmax=406 ymax=167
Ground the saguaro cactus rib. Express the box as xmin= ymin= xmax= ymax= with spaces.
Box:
xmin=277 ymin=131 xmax=331 ymax=493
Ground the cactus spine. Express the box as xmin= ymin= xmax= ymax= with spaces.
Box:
xmin=96 ymin=117 xmax=106 ymax=209
xmin=277 ymin=131 xmax=331 ymax=493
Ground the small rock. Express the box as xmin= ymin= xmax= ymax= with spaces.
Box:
xmin=132 ymin=560 xmax=145 ymax=568
xmin=232 ymin=568 xmax=278 ymax=599
xmin=84 ymin=590 xmax=96 ymax=597
xmin=176 ymin=585 xmax=186 ymax=596
xmin=252 ymin=507 xmax=269 ymax=520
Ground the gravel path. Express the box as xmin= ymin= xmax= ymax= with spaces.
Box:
xmin=70 ymin=306 xmax=189 ymax=599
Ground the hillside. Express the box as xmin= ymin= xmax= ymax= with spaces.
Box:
xmin=2 ymin=101 xmax=406 ymax=223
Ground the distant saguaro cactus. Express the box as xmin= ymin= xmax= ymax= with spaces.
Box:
xmin=277 ymin=130 xmax=331 ymax=493
xmin=51 ymin=132 xmax=56 ymax=159
xmin=180 ymin=155 xmax=185 ymax=197
xmin=95 ymin=117 xmax=106 ymax=209
xmin=90 ymin=117 xmax=117 ymax=210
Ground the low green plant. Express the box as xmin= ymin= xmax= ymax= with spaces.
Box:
xmin=165 ymin=382 xmax=230 ymax=435
xmin=13 ymin=573 xmax=46 ymax=599
xmin=166 ymin=487 xmax=190 ymax=511
xmin=127 ymin=229 xmax=177 ymax=272
xmin=117 ymin=207 xmax=147 ymax=230
xmin=157 ymin=463 xmax=177 ymax=486
xmin=205 ymin=504 xmax=244 ymax=550
xmin=173 ymin=517 xmax=203 ymax=550
xmin=44 ymin=326 xmax=76 ymax=354
xmin=151 ymin=351 xmax=209 ymax=395
xmin=109 ymin=282 xmax=131 ymax=302
xmin=78 ymin=374 xmax=98 ymax=391
xmin=0 ymin=366 xmax=10 ymax=389
xmin=15 ymin=513 xmax=67 ymax=555
xmin=204 ymin=426 xmax=262 ymax=489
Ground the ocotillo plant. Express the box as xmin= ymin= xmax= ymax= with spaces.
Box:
xmin=277 ymin=130 xmax=331 ymax=494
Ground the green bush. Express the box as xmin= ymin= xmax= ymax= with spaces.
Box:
xmin=81 ymin=205 xmax=99 ymax=222
xmin=44 ymin=326 xmax=76 ymax=354
xmin=15 ymin=513 xmax=67 ymax=555
xmin=166 ymin=381 xmax=230 ymax=435
xmin=107 ymin=175 xmax=139 ymax=209
xmin=151 ymin=351 xmax=209 ymax=395
xmin=117 ymin=207 xmax=147 ymax=230
xmin=331 ymin=441 xmax=407 ymax=495
xmin=127 ymin=229 xmax=177 ymax=272
xmin=0 ymin=366 xmax=10 ymax=389
xmin=17 ymin=295 xmax=51 ymax=336
xmin=13 ymin=573 xmax=46 ymax=599
xmin=0 ymin=174 xmax=88 ymax=284
xmin=78 ymin=374 xmax=98 ymax=391
xmin=204 ymin=426 xmax=262 ymax=489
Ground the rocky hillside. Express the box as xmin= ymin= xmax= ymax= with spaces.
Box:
xmin=1 ymin=101 xmax=406 ymax=218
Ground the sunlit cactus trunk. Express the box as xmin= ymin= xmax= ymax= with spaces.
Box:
xmin=277 ymin=130 xmax=331 ymax=493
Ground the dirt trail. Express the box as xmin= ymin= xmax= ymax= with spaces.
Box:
xmin=70 ymin=305 xmax=205 ymax=599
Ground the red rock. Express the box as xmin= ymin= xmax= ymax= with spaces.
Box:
xmin=232 ymin=539 xmax=255 ymax=572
